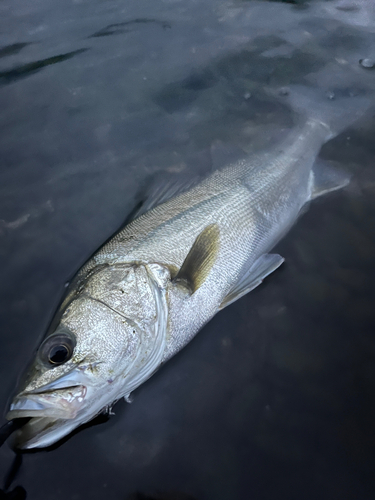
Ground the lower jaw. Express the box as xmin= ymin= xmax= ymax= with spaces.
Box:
xmin=7 ymin=408 xmax=76 ymax=420
xmin=11 ymin=416 xmax=70 ymax=450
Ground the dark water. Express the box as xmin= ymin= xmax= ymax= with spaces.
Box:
xmin=1 ymin=0 xmax=375 ymax=498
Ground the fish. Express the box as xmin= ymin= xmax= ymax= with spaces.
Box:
xmin=5 ymin=85 xmax=370 ymax=449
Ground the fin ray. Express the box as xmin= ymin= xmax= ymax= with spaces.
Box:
xmin=174 ymin=224 xmax=220 ymax=293
xmin=220 ymin=253 xmax=284 ymax=309
xmin=129 ymin=174 xmax=201 ymax=222
xmin=310 ymin=160 xmax=350 ymax=200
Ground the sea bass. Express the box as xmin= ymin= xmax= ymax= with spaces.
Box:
xmin=6 ymin=86 xmax=369 ymax=448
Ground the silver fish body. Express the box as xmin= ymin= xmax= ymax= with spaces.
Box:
xmin=7 ymin=87 xmax=367 ymax=448
xmin=89 ymin=119 xmax=327 ymax=360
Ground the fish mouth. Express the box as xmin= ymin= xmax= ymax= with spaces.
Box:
xmin=6 ymin=384 xmax=88 ymax=449
xmin=8 ymin=416 xmax=82 ymax=450
xmin=6 ymin=385 xmax=87 ymax=420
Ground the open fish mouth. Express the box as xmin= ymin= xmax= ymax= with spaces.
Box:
xmin=6 ymin=385 xmax=88 ymax=449
xmin=8 ymin=415 xmax=82 ymax=450
xmin=6 ymin=385 xmax=87 ymax=420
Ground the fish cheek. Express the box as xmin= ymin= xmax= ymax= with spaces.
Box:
xmin=84 ymin=264 xmax=157 ymax=328
xmin=61 ymin=297 xmax=140 ymax=375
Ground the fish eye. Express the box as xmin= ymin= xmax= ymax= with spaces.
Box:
xmin=48 ymin=344 xmax=71 ymax=364
xmin=39 ymin=330 xmax=76 ymax=367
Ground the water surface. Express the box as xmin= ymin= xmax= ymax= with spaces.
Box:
xmin=0 ymin=0 xmax=375 ymax=499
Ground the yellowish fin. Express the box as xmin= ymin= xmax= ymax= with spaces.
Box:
xmin=174 ymin=224 xmax=220 ymax=293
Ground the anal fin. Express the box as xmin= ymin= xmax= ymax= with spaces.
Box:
xmin=310 ymin=160 xmax=350 ymax=200
xmin=219 ymin=253 xmax=284 ymax=309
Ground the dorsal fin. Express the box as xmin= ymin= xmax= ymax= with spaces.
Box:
xmin=210 ymin=140 xmax=247 ymax=170
xmin=174 ymin=224 xmax=220 ymax=293
xmin=129 ymin=174 xmax=202 ymax=222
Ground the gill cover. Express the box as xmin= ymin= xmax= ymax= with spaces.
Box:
xmin=6 ymin=262 xmax=169 ymax=449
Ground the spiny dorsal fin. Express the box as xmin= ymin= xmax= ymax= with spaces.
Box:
xmin=174 ymin=224 xmax=220 ymax=293
xmin=129 ymin=174 xmax=202 ymax=222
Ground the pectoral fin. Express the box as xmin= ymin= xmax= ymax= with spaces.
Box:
xmin=174 ymin=224 xmax=220 ymax=293
xmin=220 ymin=253 xmax=284 ymax=309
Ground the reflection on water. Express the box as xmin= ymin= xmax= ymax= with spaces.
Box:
xmin=0 ymin=486 xmax=26 ymax=500
xmin=0 ymin=0 xmax=375 ymax=498
xmin=0 ymin=453 xmax=25 ymax=500
xmin=0 ymin=49 xmax=88 ymax=86
xmin=0 ymin=44 xmax=31 ymax=60
xmin=89 ymin=19 xmax=172 ymax=39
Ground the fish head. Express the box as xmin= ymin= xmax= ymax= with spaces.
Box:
xmin=6 ymin=263 xmax=169 ymax=449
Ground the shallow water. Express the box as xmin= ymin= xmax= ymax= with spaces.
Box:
xmin=1 ymin=0 xmax=375 ymax=499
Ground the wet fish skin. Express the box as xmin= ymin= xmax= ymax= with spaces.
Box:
xmin=95 ymin=119 xmax=334 ymax=359
xmin=6 ymin=86 xmax=367 ymax=448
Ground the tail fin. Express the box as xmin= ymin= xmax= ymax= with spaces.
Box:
xmin=276 ymin=84 xmax=372 ymax=140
